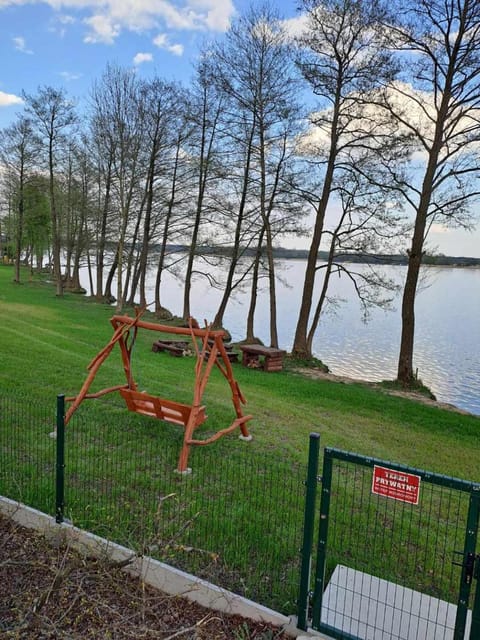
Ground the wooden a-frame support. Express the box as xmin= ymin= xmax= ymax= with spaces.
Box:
xmin=63 ymin=310 xmax=252 ymax=473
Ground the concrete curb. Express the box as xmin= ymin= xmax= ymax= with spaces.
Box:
xmin=0 ymin=496 xmax=327 ymax=638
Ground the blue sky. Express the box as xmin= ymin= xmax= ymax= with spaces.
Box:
xmin=0 ymin=0 xmax=479 ymax=257
xmin=0 ymin=0 xmax=299 ymax=124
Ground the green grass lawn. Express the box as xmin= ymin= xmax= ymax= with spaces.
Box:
xmin=1 ymin=265 xmax=478 ymax=478
xmin=1 ymin=265 xmax=479 ymax=614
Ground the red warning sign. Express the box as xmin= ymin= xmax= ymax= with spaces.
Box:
xmin=372 ymin=465 xmax=421 ymax=505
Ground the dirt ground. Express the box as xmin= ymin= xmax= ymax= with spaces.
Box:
xmin=0 ymin=513 xmax=293 ymax=639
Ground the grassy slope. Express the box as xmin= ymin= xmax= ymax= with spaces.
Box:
xmin=1 ymin=265 xmax=479 ymax=482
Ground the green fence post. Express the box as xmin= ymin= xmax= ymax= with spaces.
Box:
xmin=297 ymin=432 xmax=320 ymax=631
xmin=311 ymin=448 xmax=333 ymax=630
xmin=454 ymin=485 xmax=480 ymax=640
xmin=470 ymin=548 xmax=480 ymax=640
xmin=55 ymin=394 xmax=65 ymax=524
xmin=464 ymin=484 xmax=480 ymax=640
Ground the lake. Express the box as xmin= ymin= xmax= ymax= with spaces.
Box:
xmin=82 ymin=261 xmax=480 ymax=416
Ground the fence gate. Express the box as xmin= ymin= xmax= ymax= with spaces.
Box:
xmin=298 ymin=438 xmax=480 ymax=640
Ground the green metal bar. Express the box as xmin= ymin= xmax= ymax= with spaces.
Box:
xmin=314 ymin=621 xmax=361 ymax=640
xmin=311 ymin=448 xmax=333 ymax=630
xmin=55 ymin=394 xmax=65 ymax=524
xmin=325 ymin=447 xmax=480 ymax=493
xmin=297 ymin=432 xmax=321 ymax=631
xmin=455 ymin=485 xmax=480 ymax=640
xmin=470 ymin=545 xmax=480 ymax=640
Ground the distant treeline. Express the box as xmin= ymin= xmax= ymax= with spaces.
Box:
xmin=163 ymin=244 xmax=480 ymax=267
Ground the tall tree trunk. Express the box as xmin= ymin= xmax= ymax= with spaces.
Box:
xmin=245 ymin=228 xmax=265 ymax=342
xmin=139 ymin=137 xmax=159 ymax=308
xmin=13 ymin=168 xmax=24 ymax=284
xmin=155 ymin=202 xmax=175 ymax=316
xmin=71 ymin=182 xmax=88 ymax=292
xmin=397 ymin=60 xmax=454 ymax=384
xmin=104 ymin=253 xmax=117 ymax=301
xmin=155 ymin=135 xmax=181 ymax=316
xmin=258 ymin=123 xmax=279 ymax=348
xmin=306 ymin=237 xmax=337 ymax=354
xmin=292 ymin=90 xmax=341 ymax=358
xmin=212 ymin=122 xmax=255 ymax=329
xmin=123 ymin=204 xmax=143 ymax=306
xmin=49 ymin=139 xmax=63 ymax=296
xmin=96 ymin=156 xmax=112 ymax=300
xmin=262 ymin=130 xmax=289 ymax=348
xmin=182 ymin=88 xmax=220 ymax=321
xmin=127 ymin=250 xmax=142 ymax=306
xmin=397 ymin=183 xmax=434 ymax=383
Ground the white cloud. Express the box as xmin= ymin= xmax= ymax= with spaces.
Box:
xmin=0 ymin=91 xmax=23 ymax=107
xmin=133 ymin=52 xmax=153 ymax=65
xmin=59 ymin=70 xmax=82 ymax=81
xmin=83 ymin=14 xmax=121 ymax=44
xmin=152 ymin=3 xmax=198 ymax=30
xmin=153 ymin=32 xmax=184 ymax=56
xmin=281 ymin=14 xmax=308 ymax=40
xmin=203 ymin=0 xmax=234 ymax=31
xmin=58 ymin=14 xmax=75 ymax=25
xmin=48 ymin=13 xmax=76 ymax=37
xmin=168 ymin=43 xmax=184 ymax=56
xmin=298 ymin=82 xmax=440 ymax=157
xmin=13 ymin=36 xmax=33 ymax=54
xmin=8 ymin=0 xmax=236 ymax=45
xmin=153 ymin=33 xmax=168 ymax=47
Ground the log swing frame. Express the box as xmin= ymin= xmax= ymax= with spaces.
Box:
xmin=63 ymin=310 xmax=253 ymax=473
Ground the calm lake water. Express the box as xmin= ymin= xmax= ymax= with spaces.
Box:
xmin=83 ymin=261 xmax=480 ymax=416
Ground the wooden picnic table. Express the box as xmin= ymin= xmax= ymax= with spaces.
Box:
xmin=239 ymin=344 xmax=286 ymax=372
xmin=152 ymin=340 xmax=190 ymax=356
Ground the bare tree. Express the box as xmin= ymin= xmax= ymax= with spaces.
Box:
xmin=134 ymin=79 xmax=178 ymax=309
xmin=68 ymin=139 xmax=96 ymax=292
xmin=181 ymin=60 xmax=224 ymax=321
xmin=152 ymin=93 xmax=193 ymax=317
xmin=87 ymin=111 xmax=116 ymax=301
xmin=0 ymin=117 xmax=41 ymax=283
xmin=22 ymin=86 xmax=77 ymax=296
xmin=380 ymin=0 xmax=480 ymax=384
xmin=209 ymin=5 xmax=305 ymax=345
xmin=89 ymin=64 xmax=145 ymax=312
xmin=61 ymin=141 xmax=89 ymax=292
xmin=21 ymin=177 xmax=51 ymax=272
xmin=307 ymin=169 xmax=404 ymax=354
xmin=292 ymin=0 xmax=400 ymax=358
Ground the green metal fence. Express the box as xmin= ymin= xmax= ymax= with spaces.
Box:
xmin=6 ymin=390 xmax=478 ymax=636
xmin=298 ymin=440 xmax=480 ymax=640
xmin=0 ymin=392 xmax=56 ymax=515
xmin=0 ymin=391 xmax=305 ymax=614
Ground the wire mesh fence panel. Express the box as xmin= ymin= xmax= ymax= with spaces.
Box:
xmin=0 ymin=393 xmax=56 ymax=516
xmin=314 ymin=449 xmax=479 ymax=640
xmin=62 ymin=397 xmax=305 ymax=614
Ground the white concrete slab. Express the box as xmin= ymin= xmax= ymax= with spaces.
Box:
xmin=321 ymin=565 xmax=472 ymax=640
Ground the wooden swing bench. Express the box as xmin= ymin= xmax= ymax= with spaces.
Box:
xmin=62 ymin=310 xmax=252 ymax=473
xmin=119 ymin=388 xmax=207 ymax=426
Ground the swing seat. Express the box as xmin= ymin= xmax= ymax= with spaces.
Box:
xmin=120 ymin=389 xmax=207 ymax=428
